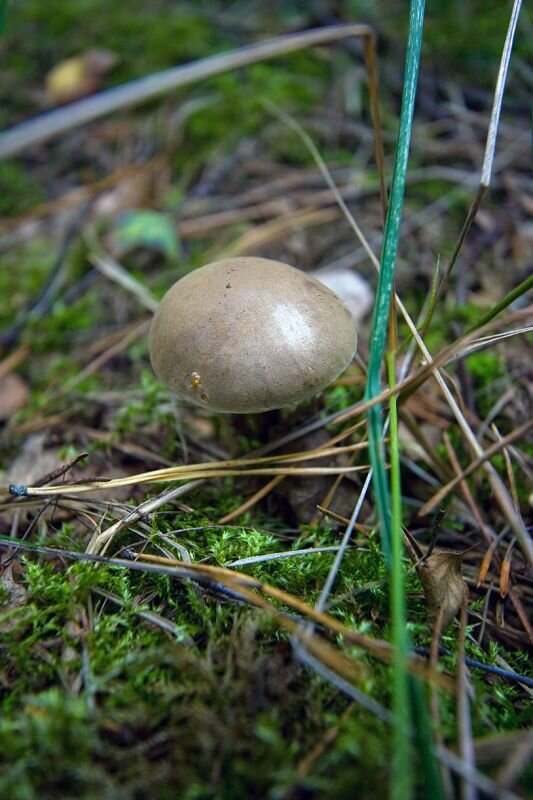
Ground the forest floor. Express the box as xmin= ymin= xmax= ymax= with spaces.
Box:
xmin=0 ymin=3 xmax=531 ymax=798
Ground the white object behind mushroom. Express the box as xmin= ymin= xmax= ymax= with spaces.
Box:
xmin=309 ymin=266 xmax=374 ymax=328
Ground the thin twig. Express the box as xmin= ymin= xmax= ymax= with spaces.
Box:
xmin=422 ymin=0 xmax=523 ymax=323
xmin=418 ymin=419 xmax=532 ymax=526
xmin=0 ymin=25 xmax=377 ymax=158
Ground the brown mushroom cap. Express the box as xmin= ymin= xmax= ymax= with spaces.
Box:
xmin=149 ymin=257 xmax=357 ymax=413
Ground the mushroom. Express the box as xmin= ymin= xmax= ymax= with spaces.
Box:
xmin=149 ymin=257 xmax=356 ymax=413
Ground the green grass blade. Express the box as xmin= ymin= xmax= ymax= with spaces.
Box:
xmin=365 ymin=0 xmax=426 ymax=565
xmin=388 ymin=357 xmax=444 ymax=800
xmin=410 ymin=678 xmax=446 ymax=798
xmin=464 ymin=271 xmax=533 ymax=335
xmin=386 ymin=351 xmax=412 ymax=800
xmin=363 ymin=2 xmax=426 ymax=797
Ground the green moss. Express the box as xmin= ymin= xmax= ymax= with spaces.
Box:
xmin=422 ymin=0 xmax=532 ymax=84
xmin=0 ymin=550 xmax=394 ymax=798
xmin=0 ymin=161 xmax=46 ymax=216
xmin=1 ymin=500 xmax=530 ymax=798
xmin=0 ymin=239 xmax=56 ymax=327
xmin=466 ymin=350 xmax=504 ymax=386
xmin=111 ymin=371 xmax=174 ymax=440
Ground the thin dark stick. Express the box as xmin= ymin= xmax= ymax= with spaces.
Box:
xmin=414 ymin=646 xmax=533 ymax=689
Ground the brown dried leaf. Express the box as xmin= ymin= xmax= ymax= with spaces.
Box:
xmin=0 ymin=373 xmax=29 ymax=421
xmin=477 ymin=541 xmax=497 ymax=587
xmin=45 ymin=49 xmax=117 ymax=105
xmin=417 ymin=551 xmax=468 ymax=627
xmin=499 ymin=556 xmax=511 ymax=599
xmin=6 ymin=433 xmax=59 ymax=487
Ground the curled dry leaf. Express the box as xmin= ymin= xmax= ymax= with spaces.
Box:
xmin=417 ymin=550 xmax=468 ymax=627
xmin=45 ymin=49 xmax=118 ymax=105
xmin=477 ymin=541 xmax=497 ymax=587
xmin=499 ymin=556 xmax=511 ymax=599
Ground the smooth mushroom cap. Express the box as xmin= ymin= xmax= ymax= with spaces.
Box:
xmin=149 ymin=257 xmax=357 ymax=413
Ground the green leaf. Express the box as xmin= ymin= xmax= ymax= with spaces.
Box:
xmin=111 ymin=210 xmax=180 ymax=263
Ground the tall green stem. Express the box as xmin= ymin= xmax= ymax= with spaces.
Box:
xmin=363 ymin=2 xmax=425 ymax=797
xmin=387 ymin=351 xmax=412 ymax=799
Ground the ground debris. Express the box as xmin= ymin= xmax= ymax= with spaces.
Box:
xmin=417 ymin=550 xmax=469 ymax=627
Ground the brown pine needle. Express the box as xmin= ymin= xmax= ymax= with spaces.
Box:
xmin=443 ymin=433 xmax=496 ymax=549
xmin=14 ymin=443 xmax=372 ymax=497
xmin=499 ymin=540 xmax=515 ymax=599
xmin=217 ymin=423 xmax=369 ymax=524
xmin=315 ymin=505 xmax=371 ymax=534
xmin=477 ymin=540 xmax=499 ymax=588
xmin=284 ymin=703 xmax=356 ymax=796
xmin=218 ymin=475 xmax=285 ymax=524
xmin=418 ymin=420 xmax=533 ymax=565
